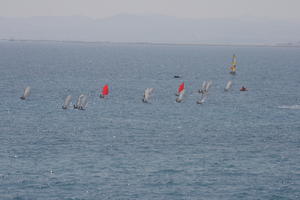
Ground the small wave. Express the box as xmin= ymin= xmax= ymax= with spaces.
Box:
xmin=278 ymin=105 xmax=300 ymax=110
xmin=152 ymin=169 xmax=184 ymax=174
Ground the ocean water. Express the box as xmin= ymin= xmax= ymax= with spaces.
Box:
xmin=0 ymin=41 xmax=299 ymax=200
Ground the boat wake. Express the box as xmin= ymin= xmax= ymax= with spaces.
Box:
xmin=278 ymin=105 xmax=300 ymax=110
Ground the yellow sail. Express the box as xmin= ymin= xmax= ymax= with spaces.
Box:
xmin=230 ymin=54 xmax=237 ymax=73
xmin=231 ymin=54 xmax=237 ymax=66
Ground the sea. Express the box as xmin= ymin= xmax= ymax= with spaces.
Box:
xmin=0 ymin=41 xmax=299 ymax=200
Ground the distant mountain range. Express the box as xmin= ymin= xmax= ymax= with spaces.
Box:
xmin=0 ymin=14 xmax=299 ymax=45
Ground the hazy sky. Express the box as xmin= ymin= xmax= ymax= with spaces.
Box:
xmin=1 ymin=0 xmax=300 ymax=20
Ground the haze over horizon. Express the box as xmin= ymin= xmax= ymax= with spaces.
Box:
xmin=1 ymin=0 xmax=300 ymax=44
xmin=2 ymin=0 xmax=300 ymax=20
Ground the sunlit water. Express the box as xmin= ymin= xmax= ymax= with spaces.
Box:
xmin=0 ymin=41 xmax=299 ymax=200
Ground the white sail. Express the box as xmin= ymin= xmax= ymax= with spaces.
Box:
xmin=224 ymin=80 xmax=233 ymax=91
xmin=197 ymin=80 xmax=210 ymax=104
xmin=74 ymin=94 xmax=84 ymax=109
xmin=62 ymin=95 xmax=72 ymax=109
xmin=202 ymin=81 xmax=207 ymax=90
xmin=79 ymin=95 xmax=88 ymax=110
xmin=148 ymin=88 xmax=154 ymax=94
xmin=199 ymin=80 xmax=212 ymax=94
xmin=205 ymin=80 xmax=212 ymax=92
xmin=176 ymin=89 xmax=185 ymax=103
xmin=20 ymin=86 xmax=31 ymax=100
xmin=199 ymin=81 xmax=207 ymax=94
xmin=143 ymin=88 xmax=154 ymax=103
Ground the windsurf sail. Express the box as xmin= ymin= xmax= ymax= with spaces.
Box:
xmin=143 ymin=88 xmax=154 ymax=103
xmin=62 ymin=95 xmax=72 ymax=109
xmin=199 ymin=81 xmax=206 ymax=94
xmin=199 ymin=80 xmax=212 ymax=94
xmin=74 ymin=94 xmax=84 ymax=109
xmin=79 ymin=95 xmax=88 ymax=110
xmin=202 ymin=81 xmax=207 ymax=90
xmin=230 ymin=54 xmax=237 ymax=74
xmin=224 ymin=80 xmax=233 ymax=91
xmin=176 ymin=89 xmax=185 ymax=103
xmin=20 ymin=86 xmax=31 ymax=100
xmin=205 ymin=80 xmax=212 ymax=92
xmin=102 ymin=84 xmax=109 ymax=96
xmin=178 ymin=82 xmax=185 ymax=94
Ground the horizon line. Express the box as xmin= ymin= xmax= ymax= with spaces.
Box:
xmin=0 ymin=13 xmax=299 ymax=22
xmin=1 ymin=38 xmax=300 ymax=48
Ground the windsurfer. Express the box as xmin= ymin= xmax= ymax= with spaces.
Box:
xmin=199 ymin=89 xmax=205 ymax=94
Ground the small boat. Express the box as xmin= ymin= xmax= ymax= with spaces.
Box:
xmin=20 ymin=86 xmax=31 ymax=100
xmin=74 ymin=94 xmax=84 ymax=109
xmin=176 ymin=89 xmax=185 ymax=103
xmin=78 ymin=95 xmax=88 ymax=110
xmin=224 ymin=80 xmax=233 ymax=91
xmin=142 ymin=88 xmax=154 ymax=103
xmin=62 ymin=95 xmax=72 ymax=109
xmin=229 ymin=54 xmax=237 ymax=75
xmin=240 ymin=86 xmax=248 ymax=91
xmin=176 ymin=82 xmax=185 ymax=96
xmin=100 ymin=84 xmax=109 ymax=98
xmin=174 ymin=75 xmax=181 ymax=78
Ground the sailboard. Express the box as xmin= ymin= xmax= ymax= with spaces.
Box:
xmin=176 ymin=89 xmax=185 ymax=103
xmin=74 ymin=94 xmax=84 ymax=109
xmin=62 ymin=95 xmax=72 ymax=109
xmin=20 ymin=86 xmax=31 ymax=100
xmin=142 ymin=88 xmax=154 ymax=103
xmin=78 ymin=95 xmax=88 ymax=110
xmin=230 ymin=54 xmax=237 ymax=75
xmin=176 ymin=82 xmax=185 ymax=96
xmin=205 ymin=80 xmax=212 ymax=92
xmin=224 ymin=80 xmax=233 ymax=91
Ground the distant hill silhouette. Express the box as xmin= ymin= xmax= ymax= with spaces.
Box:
xmin=0 ymin=14 xmax=299 ymax=44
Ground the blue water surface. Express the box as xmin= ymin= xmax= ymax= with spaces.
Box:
xmin=0 ymin=41 xmax=299 ymax=200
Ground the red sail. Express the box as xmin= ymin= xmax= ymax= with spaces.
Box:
xmin=178 ymin=82 xmax=185 ymax=93
xmin=102 ymin=84 xmax=109 ymax=96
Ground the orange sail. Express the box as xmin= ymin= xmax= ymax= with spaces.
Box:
xmin=102 ymin=84 xmax=109 ymax=96
xmin=178 ymin=82 xmax=185 ymax=93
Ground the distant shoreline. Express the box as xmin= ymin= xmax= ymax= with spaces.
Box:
xmin=1 ymin=38 xmax=300 ymax=48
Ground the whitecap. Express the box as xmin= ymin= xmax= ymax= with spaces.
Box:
xmin=278 ymin=105 xmax=300 ymax=110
